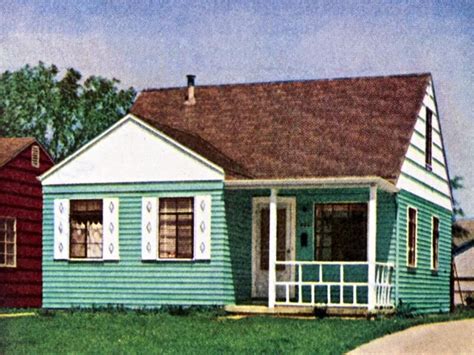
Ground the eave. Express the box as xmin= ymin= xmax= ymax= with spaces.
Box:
xmin=224 ymin=176 xmax=399 ymax=193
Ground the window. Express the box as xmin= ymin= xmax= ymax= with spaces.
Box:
xmin=407 ymin=207 xmax=417 ymax=267
xmin=314 ymin=203 xmax=367 ymax=261
xmin=70 ymin=200 xmax=103 ymax=259
xmin=0 ymin=218 xmax=16 ymax=267
xmin=31 ymin=145 xmax=40 ymax=168
xmin=432 ymin=217 xmax=439 ymax=270
xmin=159 ymin=197 xmax=194 ymax=259
xmin=425 ymin=108 xmax=433 ymax=169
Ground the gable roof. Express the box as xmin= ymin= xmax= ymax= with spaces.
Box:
xmin=0 ymin=137 xmax=37 ymax=168
xmin=131 ymin=73 xmax=431 ymax=180
xmin=39 ymin=115 xmax=225 ymax=184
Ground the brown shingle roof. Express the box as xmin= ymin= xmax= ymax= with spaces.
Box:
xmin=131 ymin=73 xmax=431 ymax=180
xmin=0 ymin=137 xmax=36 ymax=168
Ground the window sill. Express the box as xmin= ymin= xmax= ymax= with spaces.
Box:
xmin=68 ymin=258 xmax=105 ymax=262
xmin=0 ymin=265 xmax=17 ymax=268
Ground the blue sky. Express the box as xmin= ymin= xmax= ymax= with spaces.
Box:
xmin=1 ymin=0 xmax=473 ymax=216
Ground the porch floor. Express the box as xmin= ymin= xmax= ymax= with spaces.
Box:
xmin=224 ymin=305 xmax=395 ymax=317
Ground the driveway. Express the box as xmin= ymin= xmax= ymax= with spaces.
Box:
xmin=349 ymin=319 xmax=474 ymax=355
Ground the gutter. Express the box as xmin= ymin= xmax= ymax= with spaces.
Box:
xmin=225 ymin=176 xmax=399 ymax=193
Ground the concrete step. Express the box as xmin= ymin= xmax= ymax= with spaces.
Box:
xmin=224 ymin=304 xmax=395 ymax=317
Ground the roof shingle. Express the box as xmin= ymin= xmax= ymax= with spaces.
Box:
xmin=131 ymin=73 xmax=431 ymax=180
xmin=0 ymin=137 xmax=36 ymax=168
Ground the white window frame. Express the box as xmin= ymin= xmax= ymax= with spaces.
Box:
xmin=431 ymin=215 xmax=440 ymax=271
xmin=157 ymin=196 xmax=195 ymax=261
xmin=142 ymin=194 xmax=211 ymax=262
xmin=406 ymin=206 xmax=418 ymax=268
xmin=65 ymin=198 xmax=119 ymax=262
xmin=0 ymin=217 xmax=17 ymax=268
xmin=69 ymin=199 xmax=104 ymax=261
xmin=425 ymin=107 xmax=433 ymax=170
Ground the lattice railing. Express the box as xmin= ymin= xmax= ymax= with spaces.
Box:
xmin=273 ymin=261 xmax=394 ymax=308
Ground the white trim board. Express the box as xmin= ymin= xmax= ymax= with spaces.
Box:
xmin=40 ymin=114 xmax=224 ymax=185
xmin=226 ymin=176 xmax=398 ymax=193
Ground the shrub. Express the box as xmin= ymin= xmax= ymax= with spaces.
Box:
xmin=396 ymin=299 xmax=416 ymax=318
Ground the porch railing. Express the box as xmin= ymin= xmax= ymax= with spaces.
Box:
xmin=274 ymin=261 xmax=394 ymax=308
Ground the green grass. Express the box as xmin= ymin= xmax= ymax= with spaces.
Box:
xmin=1 ymin=308 xmax=474 ymax=354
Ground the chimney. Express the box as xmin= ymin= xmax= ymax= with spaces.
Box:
xmin=185 ymin=74 xmax=196 ymax=105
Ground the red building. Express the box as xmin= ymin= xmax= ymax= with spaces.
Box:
xmin=0 ymin=138 xmax=54 ymax=307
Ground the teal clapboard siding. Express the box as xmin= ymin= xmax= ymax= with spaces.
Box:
xmin=43 ymin=181 xmax=236 ymax=308
xmin=224 ymin=190 xmax=253 ymax=302
xmin=43 ymin=183 xmax=451 ymax=312
xmin=395 ymin=189 xmax=452 ymax=313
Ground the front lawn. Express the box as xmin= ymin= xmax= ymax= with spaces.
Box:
xmin=1 ymin=308 xmax=473 ymax=354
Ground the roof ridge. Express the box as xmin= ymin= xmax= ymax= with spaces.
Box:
xmin=140 ymin=72 xmax=432 ymax=93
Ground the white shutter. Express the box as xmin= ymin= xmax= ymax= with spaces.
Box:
xmin=142 ymin=197 xmax=158 ymax=260
xmin=103 ymin=198 xmax=120 ymax=260
xmin=194 ymin=195 xmax=212 ymax=260
xmin=54 ymin=199 xmax=69 ymax=260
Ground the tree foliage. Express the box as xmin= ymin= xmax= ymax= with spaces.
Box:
xmin=0 ymin=62 xmax=136 ymax=161
xmin=450 ymin=175 xmax=468 ymax=240
xmin=450 ymin=176 xmax=465 ymax=218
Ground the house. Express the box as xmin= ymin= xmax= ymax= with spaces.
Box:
xmin=39 ymin=73 xmax=453 ymax=314
xmin=453 ymin=219 xmax=474 ymax=306
xmin=0 ymin=138 xmax=54 ymax=307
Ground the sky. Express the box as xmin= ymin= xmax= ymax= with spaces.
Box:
xmin=1 ymin=0 xmax=473 ymax=216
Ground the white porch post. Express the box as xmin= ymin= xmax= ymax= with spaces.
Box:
xmin=268 ymin=188 xmax=278 ymax=308
xmin=367 ymin=184 xmax=378 ymax=312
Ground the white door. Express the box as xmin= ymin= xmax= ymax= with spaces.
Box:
xmin=252 ymin=197 xmax=296 ymax=299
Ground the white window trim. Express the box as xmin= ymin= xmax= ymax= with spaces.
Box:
xmin=406 ymin=206 xmax=418 ymax=268
xmin=68 ymin=199 xmax=104 ymax=261
xmin=155 ymin=196 xmax=195 ymax=262
xmin=431 ymin=215 xmax=440 ymax=271
xmin=425 ymin=107 xmax=433 ymax=170
xmin=67 ymin=198 xmax=119 ymax=262
xmin=0 ymin=217 xmax=16 ymax=268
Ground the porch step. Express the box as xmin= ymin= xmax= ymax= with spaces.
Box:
xmin=224 ymin=305 xmax=315 ymax=316
xmin=224 ymin=305 xmax=395 ymax=317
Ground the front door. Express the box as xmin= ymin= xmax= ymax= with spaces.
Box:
xmin=252 ymin=197 xmax=296 ymax=299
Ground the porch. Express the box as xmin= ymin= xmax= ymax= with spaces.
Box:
xmin=225 ymin=177 xmax=399 ymax=313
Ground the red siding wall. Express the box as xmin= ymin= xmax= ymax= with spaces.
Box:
xmin=0 ymin=144 xmax=53 ymax=307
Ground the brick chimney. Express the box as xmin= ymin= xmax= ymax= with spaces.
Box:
xmin=185 ymin=74 xmax=196 ymax=105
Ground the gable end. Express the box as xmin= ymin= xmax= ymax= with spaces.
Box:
xmin=40 ymin=115 xmax=224 ymax=185
xmin=396 ymin=79 xmax=452 ymax=211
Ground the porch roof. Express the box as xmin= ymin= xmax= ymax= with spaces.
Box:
xmin=224 ymin=176 xmax=398 ymax=193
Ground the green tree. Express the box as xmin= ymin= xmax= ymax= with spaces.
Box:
xmin=450 ymin=176 xmax=465 ymax=219
xmin=0 ymin=62 xmax=136 ymax=161
xmin=450 ymin=175 xmax=468 ymax=240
